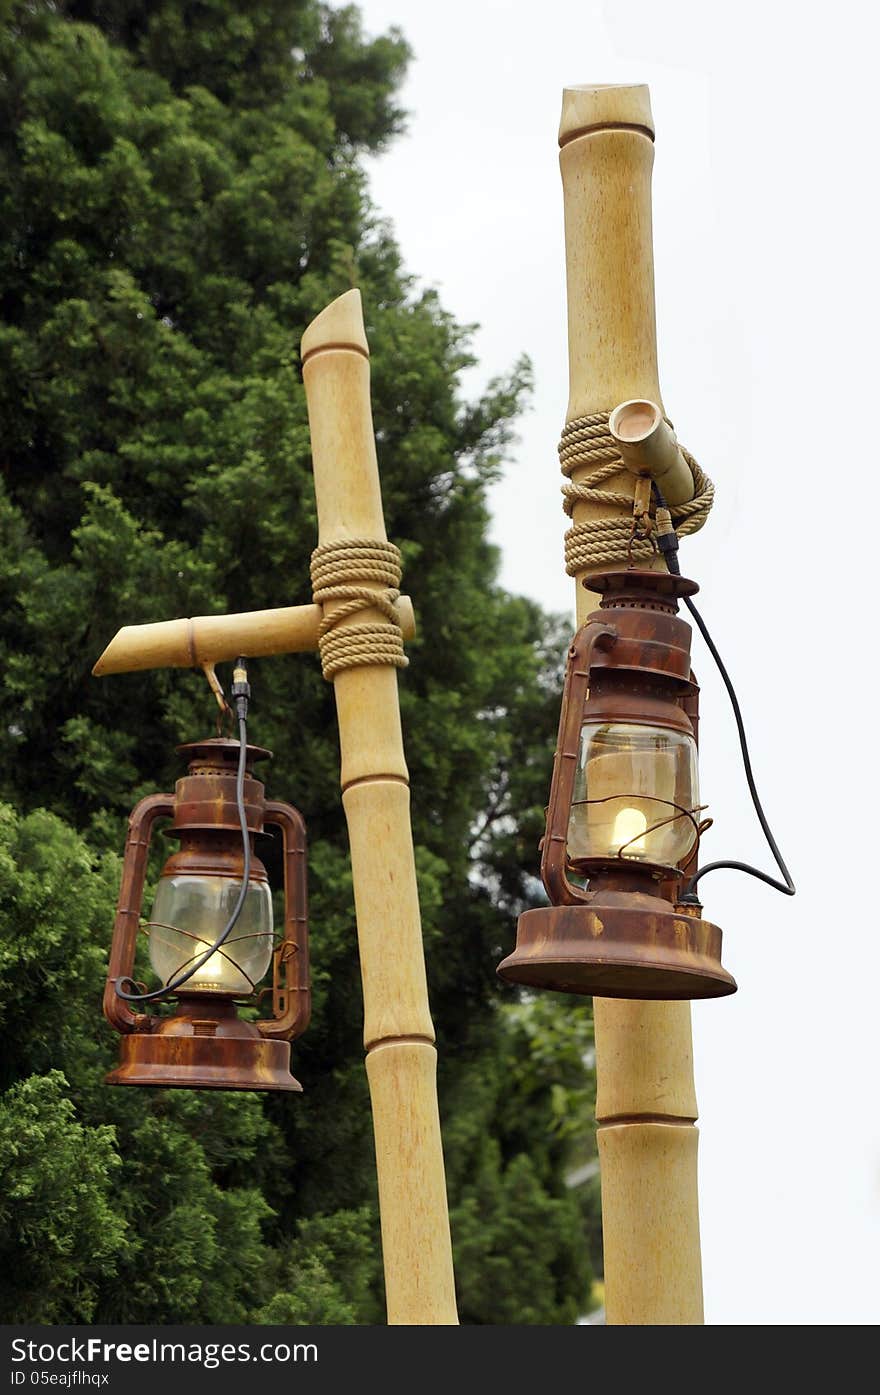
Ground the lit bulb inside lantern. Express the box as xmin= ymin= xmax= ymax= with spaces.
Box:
xmin=188 ymin=940 xmax=228 ymax=984
xmin=612 ymin=805 xmax=648 ymax=855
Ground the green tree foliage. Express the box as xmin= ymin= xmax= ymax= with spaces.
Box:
xmin=444 ymin=999 xmax=597 ymax=1325
xmin=0 ymin=1071 xmax=128 ymax=1322
xmin=0 ymin=0 xmax=599 ymax=1322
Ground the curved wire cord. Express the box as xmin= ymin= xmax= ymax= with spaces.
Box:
xmin=680 ymin=592 xmax=795 ymax=901
xmin=115 ymin=710 xmax=252 ymax=1003
xmin=653 ymin=486 xmax=795 ymax=903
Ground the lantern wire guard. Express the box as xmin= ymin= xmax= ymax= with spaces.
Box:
xmin=566 ymin=793 xmax=710 ymax=882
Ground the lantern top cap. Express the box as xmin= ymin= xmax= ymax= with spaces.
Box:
xmin=176 ymin=737 xmax=273 ymax=773
xmin=586 ymin=568 xmax=699 ymax=611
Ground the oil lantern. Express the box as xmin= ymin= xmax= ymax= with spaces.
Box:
xmin=498 ymin=568 xmax=737 ymax=1000
xmin=103 ymin=737 xmax=310 ymax=1089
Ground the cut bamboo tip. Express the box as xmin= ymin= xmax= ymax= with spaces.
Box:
xmin=559 ymin=83 xmax=654 ymax=146
xmin=301 ymin=288 xmax=369 ymax=364
xmin=92 ymin=596 xmax=416 ymax=676
xmin=609 ymin=399 xmax=695 ymax=508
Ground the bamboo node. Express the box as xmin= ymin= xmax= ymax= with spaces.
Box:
xmin=559 ymin=412 xmax=714 ymax=575
xmin=310 ymin=537 xmax=409 ymax=680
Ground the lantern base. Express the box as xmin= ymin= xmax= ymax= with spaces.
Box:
xmin=106 ymin=997 xmax=302 ymax=1091
xmin=498 ymin=891 xmax=736 ymax=1000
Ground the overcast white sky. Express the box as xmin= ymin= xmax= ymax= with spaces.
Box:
xmin=356 ymin=0 xmax=880 ymax=1325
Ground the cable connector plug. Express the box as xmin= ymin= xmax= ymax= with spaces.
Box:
xmin=653 ymin=505 xmax=682 ymax=576
xmin=677 ymin=889 xmax=702 ymax=908
xmin=231 ymin=657 xmax=250 ymax=721
xmin=654 ymin=506 xmax=679 ymax=553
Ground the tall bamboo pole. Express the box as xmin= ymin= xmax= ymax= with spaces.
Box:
xmin=300 ymin=289 xmax=458 ymax=1325
xmin=559 ymin=84 xmax=704 ymax=1324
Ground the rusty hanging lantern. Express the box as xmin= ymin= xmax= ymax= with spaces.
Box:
xmin=103 ymin=737 xmax=310 ymax=1090
xmin=498 ymin=568 xmax=737 ymax=1000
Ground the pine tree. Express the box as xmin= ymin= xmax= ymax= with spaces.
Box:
xmin=0 ymin=0 xmax=598 ymax=1322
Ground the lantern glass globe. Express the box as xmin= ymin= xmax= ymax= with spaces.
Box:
xmin=567 ymin=720 xmax=700 ymax=868
xmin=149 ymin=874 xmax=274 ymax=995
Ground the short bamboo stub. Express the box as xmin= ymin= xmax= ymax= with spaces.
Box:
xmin=609 ymin=399 xmax=695 ymax=507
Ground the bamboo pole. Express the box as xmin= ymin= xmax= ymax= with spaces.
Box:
xmin=92 ymin=596 xmax=415 ymax=676
xmin=559 ymin=83 xmax=704 ymax=1324
xmin=301 ymin=289 xmax=458 ymax=1325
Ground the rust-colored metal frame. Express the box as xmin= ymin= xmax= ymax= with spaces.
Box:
xmin=540 ymin=619 xmax=618 ymax=907
xmin=262 ymin=799 xmax=310 ymax=1040
xmin=104 ymin=795 xmax=310 ymax=1041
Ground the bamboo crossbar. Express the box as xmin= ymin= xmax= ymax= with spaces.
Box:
xmin=92 ymin=597 xmax=416 ymax=676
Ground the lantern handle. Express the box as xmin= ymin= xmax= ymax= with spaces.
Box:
xmin=103 ymin=793 xmax=174 ymax=1034
xmin=259 ymin=800 xmax=311 ymax=1041
xmin=541 ymin=620 xmax=618 ymax=906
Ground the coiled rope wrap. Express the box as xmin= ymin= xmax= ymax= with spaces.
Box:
xmin=559 ymin=412 xmax=714 ymax=574
xmin=310 ymin=537 xmax=408 ymax=681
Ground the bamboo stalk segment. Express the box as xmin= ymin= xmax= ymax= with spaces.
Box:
xmin=343 ymin=780 xmax=434 ymax=1046
xmin=559 ymin=86 xmax=666 ymax=585
xmin=593 ymin=998 xmax=698 ymax=1120
xmin=559 ymin=83 xmax=655 ymax=143
xmin=560 ymin=83 xmax=704 ymax=1325
xmin=559 ymin=88 xmax=660 ymax=423
xmin=598 ymin=1122 xmax=703 ymax=1324
xmin=609 ymin=399 xmax=695 ymax=508
xmin=92 ymin=597 xmax=416 ymax=676
xmin=301 ymin=289 xmax=458 ymax=1325
xmin=366 ymin=1041 xmax=457 ymax=1325
xmin=302 ymin=299 xmax=409 ymax=790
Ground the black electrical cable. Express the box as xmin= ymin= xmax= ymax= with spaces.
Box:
xmin=652 ymin=490 xmax=795 ymax=904
xmin=115 ymin=660 xmax=253 ymax=1003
